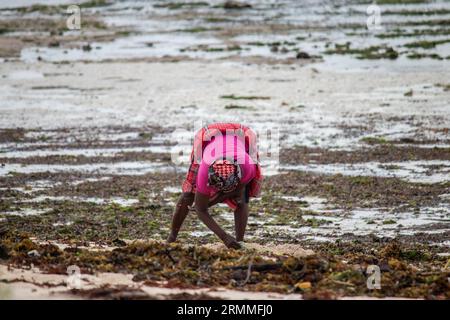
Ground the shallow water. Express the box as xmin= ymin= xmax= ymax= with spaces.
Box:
xmin=3 ymin=0 xmax=448 ymax=70
xmin=0 ymin=145 xmax=171 ymax=158
xmin=21 ymin=195 xmax=139 ymax=206
xmin=281 ymin=160 xmax=450 ymax=184
xmin=262 ymin=205 xmax=450 ymax=241
xmin=0 ymin=0 xmax=76 ymax=9
xmin=0 ymin=161 xmax=178 ymax=176
xmin=0 ymin=0 xmax=449 ymax=250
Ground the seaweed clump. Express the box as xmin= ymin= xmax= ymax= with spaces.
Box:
xmin=0 ymin=230 xmax=449 ymax=299
xmin=325 ymin=43 xmax=399 ymax=60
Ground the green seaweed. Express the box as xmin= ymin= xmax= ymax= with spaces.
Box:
xmin=407 ymin=53 xmax=444 ymax=60
xmin=375 ymin=0 xmax=428 ymax=3
xmin=360 ymin=137 xmax=389 ymax=145
xmin=325 ymin=43 xmax=398 ymax=60
xmin=220 ymin=94 xmax=271 ymax=100
xmin=376 ymin=28 xmax=450 ymax=39
xmin=224 ymin=105 xmax=255 ymax=110
xmin=154 ymin=2 xmax=209 ymax=10
xmin=404 ymin=39 xmax=450 ymax=49
xmin=177 ymin=27 xmax=221 ymax=33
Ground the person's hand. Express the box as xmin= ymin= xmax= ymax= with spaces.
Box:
xmin=222 ymin=234 xmax=241 ymax=250
xmin=167 ymin=233 xmax=176 ymax=243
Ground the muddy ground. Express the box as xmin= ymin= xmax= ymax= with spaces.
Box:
xmin=1 ymin=125 xmax=449 ymax=299
xmin=0 ymin=0 xmax=449 ymax=299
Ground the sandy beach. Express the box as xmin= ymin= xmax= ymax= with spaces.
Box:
xmin=0 ymin=0 xmax=449 ymax=300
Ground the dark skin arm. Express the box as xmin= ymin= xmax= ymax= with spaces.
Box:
xmin=167 ymin=192 xmax=194 ymax=243
xmin=210 ymin=184 xmax=249 ymax=241
xmin=166 ymin=191 xmax=226 ymax=243
xmin=195 ymin=191 xmax=241 ymax=249
xmin=168 ymin=185 xmax=248 ymax=249
xmin=233 ymin=188 xmax=249 ymax=242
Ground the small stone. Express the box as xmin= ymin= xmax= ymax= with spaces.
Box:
xmin=82 ymin=44 xmax=92 ymax=52
xmin=48 ymin=41 xmax=60 ymax=48
xmin=295 ymin=281 xmax=311 ymax=290
xmin=296 ymin=51 xmax=311 ymax=59
xmin=237 ymin=241 xmax=247 ymax=250
xmin=0 ymin=245 xmax=9 ymax=260
xmin=112 ymin=238 xmax=127 ymax=247
xmin=223 ymin=1 xmax=252 ymax=9
xmin=27 ymin=250 xmax=40 ymax=257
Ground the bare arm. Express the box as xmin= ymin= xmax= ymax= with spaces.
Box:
xmin=167 ymin=193 xmax=194 ymax=243
xmin=195 ymin=192 xmax=241 ymax=249
xmin=205 ymin=184 xmax=249 ymax=241
xmin=233 ymin=187 xmax=249 ymax=242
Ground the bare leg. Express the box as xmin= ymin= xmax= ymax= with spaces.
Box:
xmin=167 ymin=192 xmax=194 ymax=242
xmin=234 ymin=201 xmax=249 ymax=242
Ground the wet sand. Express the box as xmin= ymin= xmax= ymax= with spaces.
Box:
xmin=0 ymin=0 xmax=449 ymax=299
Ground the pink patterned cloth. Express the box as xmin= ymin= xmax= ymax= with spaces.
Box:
xmin=196 ymin=134 xmax=256 ymax=196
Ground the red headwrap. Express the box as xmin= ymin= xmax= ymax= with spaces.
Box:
xmin=208 ymin=159 xmax=241 ymax=192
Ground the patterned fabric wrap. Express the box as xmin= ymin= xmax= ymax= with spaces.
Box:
xmin=208 ymin=159 xmax=242 ymax=193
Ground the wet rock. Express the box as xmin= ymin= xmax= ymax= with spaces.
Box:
xmin=0 ymin=225 xmax=8 ymax=236
xmin=180 ymin=104 xmax=197 ymax=109
xmin=48 ymin=40 xmax=60 ymax=47
xmin=27 ymin=249 xmax=40 ymax=257
xmin=223 ymin=1 xmax=252 ymax=9
xmin=132 ymin=273 xmax=146 ymax=282
xmin=231 ymin=269 xmax=247 ymax=281
xmin=112 ymin=238 xmax=127 ymax=247
xmin=385 ymin=47 xmax=399 ymax=59
xmin=132 ymin=273 xmax=159 ymax=282
xmin=296 ymin=51 xmax=312 ymax=59
xmin=0 ymin=245 xmax=9 ymax=260
xmin=82 ymin=44 xmax=92 ymax=52
xmin=379 ymin=261 xmax=391 ymax=272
